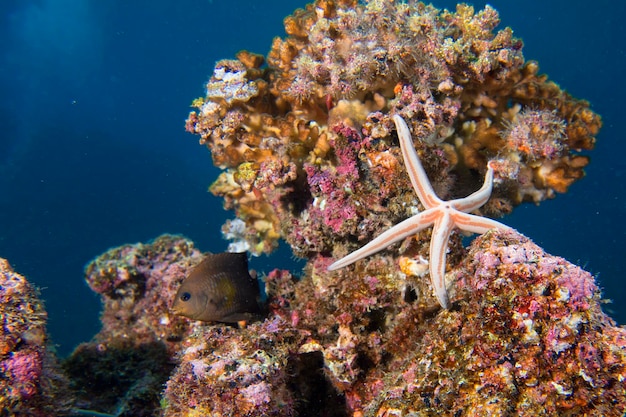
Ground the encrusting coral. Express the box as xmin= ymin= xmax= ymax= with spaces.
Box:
xmin=0 ymin=258 xmax=72 ymax=416
xmin=186 ymin=0 xmax=601 ymax=257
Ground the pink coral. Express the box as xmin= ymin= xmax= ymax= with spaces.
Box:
xmin=0 ymin=258 xmax=71 ymax=415
xmin=3 ymin=350 xmax=42 ymax=398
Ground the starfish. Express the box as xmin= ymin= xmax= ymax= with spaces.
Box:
xmin=328 ymin=114 xmax=512 ymax=309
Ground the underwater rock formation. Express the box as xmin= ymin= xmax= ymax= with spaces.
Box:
xmin=1 ymin=1 xmax=615 ymax=416
xmin=4 ymin=231 xmax=618 ymax=416
xmin=186 ymin=0 xmax=601 ymax=257
xmin=156 ymin=231 xmax=626 ymax=416
xmin=81 ymin=234 xmax=204 ymax=353
xmin=0 ymin=258 xmax=71 ymax=416
xmin=63 ymin=235 xmax=206 ymax=416
xmin=162 ymin=318 xmax=301 ymax=416
xmin=335 ymin=230 xmax=626 ymax=416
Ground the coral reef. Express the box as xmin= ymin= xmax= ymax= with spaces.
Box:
xmin=158 ymin=231 xmax=625 ymax=416
xmin=172 ymin=1 xmax=618 ymax=415
xmin=0 ymin=232 xmax=621 ymax=416
xmin=0 ymin=0 xmax=626 ymax=417
xmin=161 ymin=267 xmax=362 ymax=417
xmin=341 ymin=230 xmax=626 ymax=416
xmin=0 ymin=2 xmax=613 ymax=416
xmin=63 ymin=235 xmax=205 ymax=417
xmin=81 ymin=234 xmax=204 ymax=354
xmin=186 ymin=0 xmax=601 ymax=257
xmin=0 ymin=258 xmax=72 ymax=416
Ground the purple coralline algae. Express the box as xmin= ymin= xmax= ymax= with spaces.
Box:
xmin=162 ymin=321 xmax=300 ymax=416
xmin=81 ymin=234 xmax=204 ymax=352
xmin=343 ymin=230 xmax=626 ymax=416
xmin=0 ymin=258 xmax=71 ymax=416
xmin=4 ymin=230 xmax=620 ymax=416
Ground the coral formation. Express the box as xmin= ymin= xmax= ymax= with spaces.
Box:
xmin=81 ymin=234 xmax=204 ymax=354
xmin=0 ymin=258 xmax=72 ymax=416
xmin=171 ymin=2 xmax=618 ymax=415
xmin=162 ymin=320 xmax=301 ymax=416
xmin=0 ymin=232 xmax=620 ymax=416
xmin=160 ymin=260 xmax=375 ymax=417
xmin=158 ymin=231 xmax=625 ymax=416
xmin=63 ymin=235 xmax=205 ymax=416
xmin=344 ymin=230 xmax=626 ymax=416
xmin=186 ymin=0 xmax=601 ymax=257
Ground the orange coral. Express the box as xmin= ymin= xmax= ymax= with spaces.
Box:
xmin=186 ymin=0 xmax=601 ymax=255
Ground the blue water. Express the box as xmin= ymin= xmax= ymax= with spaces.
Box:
xmin=0 ymin=0 xmax=624 ymax=357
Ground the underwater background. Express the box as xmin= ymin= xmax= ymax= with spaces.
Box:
xmin=0 ymin=0 xmax=624 ymax=358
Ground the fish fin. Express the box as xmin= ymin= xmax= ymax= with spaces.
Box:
xmin=219 ymin=312 xmax=261 ymax=324
xmin=196 ymin=252 xmax=248 ymax=275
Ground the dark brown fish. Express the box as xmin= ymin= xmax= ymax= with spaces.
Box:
xmin=172 ymin=252 xmax=261 ymax=323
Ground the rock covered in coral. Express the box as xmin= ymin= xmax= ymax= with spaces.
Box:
xmin=186 ymin=0 xmax=601 ymax=256
xmin=162 ymin=321 xmax=300 ymax=416
xmin=162 ymin=268 xmax=348 ymax=417
xmin=0 ymin=258 xmax=72 ymax=416
xmin=63 ymin=235 xmax=205 ymax=416
xmin=82 ymin=234 xmax=204 ymax=353
xmin=344 ymin=230 xmax=626 ymax=416
xmin=156 ymin=230 xmax=625 ymax=416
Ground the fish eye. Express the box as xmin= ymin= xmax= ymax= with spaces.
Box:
xmin=180 ymin=292 xmax=191 ymax=302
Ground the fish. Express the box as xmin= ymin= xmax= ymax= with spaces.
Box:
xmin=172 ymin=252 xmax=262 ymax=323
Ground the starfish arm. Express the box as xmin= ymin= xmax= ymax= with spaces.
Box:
xmin=328 ymin=209 xmax=439 ymax=271
xmin=429 ymin=213 xmax=455 ymax=309
xmin=452 ymin=211 xmax=513 ymax=235
xmin=393 ymin=115 xmax=443 ymax=209
xmin=450 ymin=165 xmax=494 ymax=213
